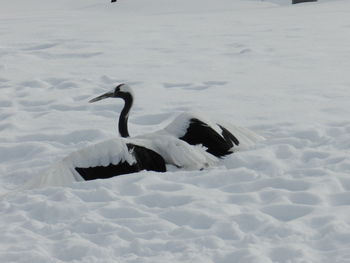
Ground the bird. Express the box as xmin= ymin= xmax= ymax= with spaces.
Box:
xmin=24 ymin=83 xmax=263 ymax=188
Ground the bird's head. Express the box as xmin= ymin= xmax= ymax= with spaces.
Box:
xmin=89 ymin=83 xmax=134 ymax=103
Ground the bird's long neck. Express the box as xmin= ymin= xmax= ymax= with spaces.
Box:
xmin=119 ymin=93 xmax=133 ymax=138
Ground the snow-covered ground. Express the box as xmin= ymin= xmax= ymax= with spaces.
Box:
xmin=1 ymin=0 xmax=350 ymax=262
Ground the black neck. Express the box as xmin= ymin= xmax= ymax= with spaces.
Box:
xmin=119 ymin=93 xmax=133 ymax=138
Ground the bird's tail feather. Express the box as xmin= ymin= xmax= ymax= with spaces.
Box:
xmin=219 ymin=121 xmax=265 ymax=151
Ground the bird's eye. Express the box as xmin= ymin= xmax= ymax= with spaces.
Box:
xmin=114 ymin=86 xmax=121 ymax=93
xmin=115 ymin=87 xmax=120 ymax=92
xmin=115 ymin=83 xmax=125 ymax=94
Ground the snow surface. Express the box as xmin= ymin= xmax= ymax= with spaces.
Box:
xmin=1 ymin=0 xmax=350 ymax=262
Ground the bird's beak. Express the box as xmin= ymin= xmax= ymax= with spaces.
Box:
xmin=89 ymin=91 xmax=114 ymax=103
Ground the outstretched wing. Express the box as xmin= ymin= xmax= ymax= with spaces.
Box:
xmin=178 ymin=118 xmax=239 ymax=157
xmin=164 ymin=112 xmax=262 ymax=157
xmin=75 ymin=143 xmax=166 ymax=181
xmin=23 ymin=139 xmax=166 ymax=189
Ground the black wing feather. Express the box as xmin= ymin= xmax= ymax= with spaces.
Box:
xmin=76 ymin=144 xmax=166 ymax=181
xmin=179 ymin=118 xmax=239 ymax=157
xmin=127 ymin=143 xmax=166 ymax=173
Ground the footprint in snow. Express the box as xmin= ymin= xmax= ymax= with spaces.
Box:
xmin=227 ymin=193 xmax=259 ymax=205
xmin=291 ymin=168 xmax=328 ymax=177
xmin=51 ymin=241 xmax=91 ymax=262
xmin=19 ymin=99 xmax=53 ymax=107
xmin=54 ymin=81 xmax=80 ymax=90
xmin=163 ymin=82 xmax=192 ymax=89
xmin=0 ymin=111 xmax=12 ymax=119
xmin=232 ymin=213 xmax=267 ymax=232
xmin=161 ymin=209 xmax=215 ymax=229
xmin=328 ymin=192 xmax=350 ymax=206
xmin=239 ymin=48 xmax=253 ymax=54
xmin=0 ymin=100 xmax=13 ymax=107
xmin=309 ymin=215 xmax=335 ymax=228
xmin=99 ymin=206 xmax=149 ymax=219
xmin=269 ymin=246 xmax=305 ymax=263
xmin=74 ymin=187 xmax=117 ymax=203
xmin=288 ymin=192 xmax=322 ymax=205
xmin=22 ymin=42 xmax=59 ymax=51
xmin=20 ymin=79 xmax=48 ymax=89
xmin=163 ymin=81 xmax=227 ymax=91
xmin=221 ymin=178 xmax=311 ymax=194
xmin=134 ymin=193 xmax=192 ymax=208
xmin=33 ymin=51 xmax=103 ymax=60
xmin=339 ymin=177 xmax=350 ymax=191
xmin=186 ymin=81 xmax=227 ymax=91
xmin=217 ymin=250 xmax=269 ymax=263
xmin=203 ymin=81 xmax=227 ymax=86
xmin=186 ymin=85 xmax=210 ymax=91
xmin=0 ymin=143 xmax=47 ymax=163
xmin=0 ymin=122 xmax=16 ymax=132
xmin=293 ymin=129 xmax=326 ymax=143
xmin=302 ymin=150 xmax=330 ymax=163
xmin=261 ymin=204 xmax=313 ymax=222
xmin=273 ymin=144 xmax=297 ymax=159
xmin=44 ymin=77 xmax=70 ymax=86
xmin=146 ymin=183 xmax=184 ymax=192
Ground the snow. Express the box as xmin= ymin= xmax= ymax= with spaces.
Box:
xmin=1 ymin=0 xmax=350 ymax=262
